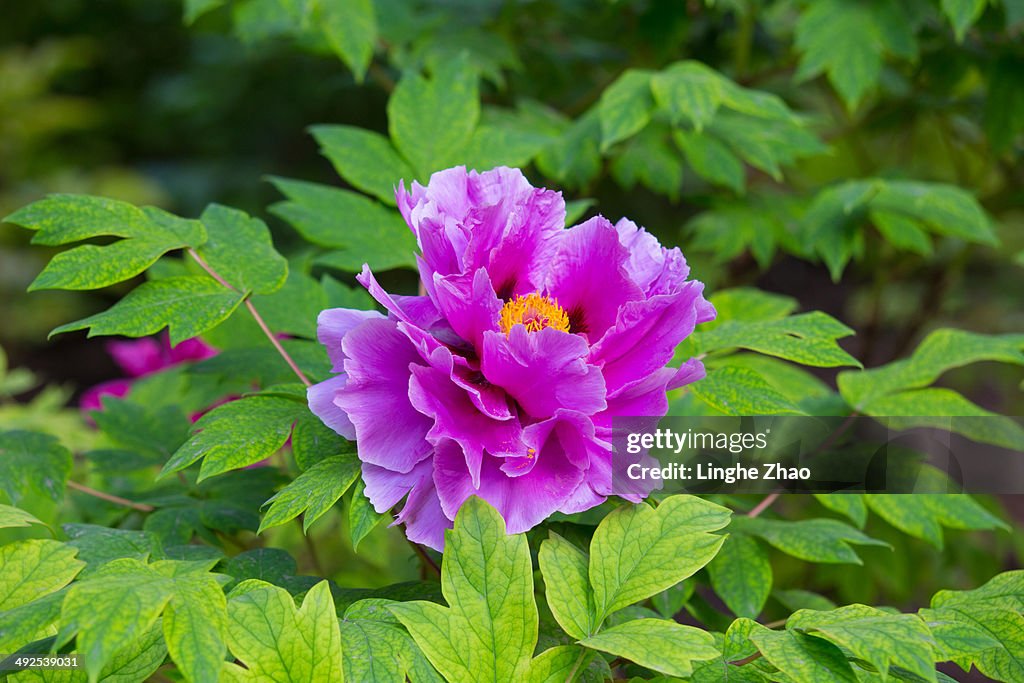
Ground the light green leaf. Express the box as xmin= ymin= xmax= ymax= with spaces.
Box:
xmin=707 ymin=534 xmax=771 ymax=618
xmin=320 ymin=0 xmax=376 ymax=81
xmin=536 ymin=109 xmax=602 ymax=189
xmin=456 ymin=124 xmax=551 ymax=173
xmin=0 ymin=430 xmax=72 ymax=507
xmin=390 ymin=497 xmax=537 ymax=683
xmin=864 ymin=495 xmax=1007 ymax=549
xmin=270 ymin=177 xmax=417 ymax=272
xmin=788 ymin=604 xmax=937 ymax=682
xmin=0 ymin=540 xmax=83 ymax=611
xmin=748 ymin=622 xmax=858 ymax=682
xmin=388 ymin=56 xmax=480 ymax=177
xmin=589 ymin=495 xmax=730 ymax=623
xmin=0 ymin=590 xmax=65 ymax=654
xmin=694 ymin=312 xmax=861 ymax=368
xmin=310 ymin=124 xmax=416 ymax=205
xmin=599 ymin=69 xmax=655 ymax=150
xmin=259 ymin=454 xmax=361 ymax=533
xmin=196 ymin=204 xmax=288 ymax=295
xmin=814 ymin=494 xmax=868 ymax=528
xmin=583 ymin=619 xmax=718 ymax=677
xmin=339 ymin=601 xmax=443 ymax=683
xmin=524 ymin=645 xmax=594 ymax=683
xmin=51 ymin=276 xmax=245 ymax=346
xmin=538 ymin=532 xmax=593 ymax=640
xmin=161 ymin=396 xmax=305 ymax=481
xmin=60 ymin=559 xmax=176 ymax=682
xmin=731 ymin=516 xmax=890 ymax=564
xmin=163 ymin=575 xmax=228 ymax=683
xmin=4 ymin=196 xmax=206 ymax=291
xmin=223 ymin=580 xmax=342 ymax=682
xmin=0 ymin=503 xmax=44 ymax=531
xmin=610 ymin=126 xmax=685 ymax=200
xmin=688 ymin=366 xmax=804 ymax=416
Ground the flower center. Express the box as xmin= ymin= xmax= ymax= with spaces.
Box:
xmin=499 ymin=293 xmax=570 ymax=336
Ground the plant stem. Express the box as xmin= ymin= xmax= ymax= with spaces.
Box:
xmin=730 ymin=651 xmax=763 ymax=666
xmin=747 ymin=493 xmax=779 ymax=518
xmin=187 ymin=248 xmax=311 ymax=388
xmin=298 ymin=517 xmax=325 ymax=576
xmin=67 ymin=480 xmax=154 ymax=512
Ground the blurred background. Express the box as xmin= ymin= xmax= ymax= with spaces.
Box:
xmin=1 ymin=0 xmax=1022 ymax=622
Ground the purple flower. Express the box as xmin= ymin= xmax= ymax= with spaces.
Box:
xmin=81 ymin=335 xmax=218 ymax=416
xmin=309 ymin=167 xmax=715 ymax=550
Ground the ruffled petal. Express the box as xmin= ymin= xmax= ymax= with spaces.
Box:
xmin=409 ymin=347 xmax=522 ymax=488
xmin=481 ymin=326 xmax=606 ymax=419
xmin=317 ymin=308 xmax=385 ymax=372
xmin=430 ymin=268 xmax=502 ymax=352
xmin=334 ymin=318 xmax=433 ymax=473
xmin=545 ymin=216 xmax=644 ymax=342
xmin=590 ymin=280 xmax=711 ymax=393
xmin=433 ymin=429 xmax=586 ymax=535
xmin=307 ymin=374 xmax=356 ymax=440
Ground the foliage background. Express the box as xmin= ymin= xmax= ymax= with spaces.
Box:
xmin=1 ymin=0 xmax=1023 ymax=681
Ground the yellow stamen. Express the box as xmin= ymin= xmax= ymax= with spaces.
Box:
xmin=499 ymin=293 xmax=570 ymax=336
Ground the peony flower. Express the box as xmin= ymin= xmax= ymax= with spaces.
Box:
xmin=309 ymin=167 xmax=715 ymax=550
xmin=81 ymin=334 xmax=218 ymax=415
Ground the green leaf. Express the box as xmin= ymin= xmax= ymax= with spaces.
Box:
xmin=388 ymin=56 xmax=480 ymax=177
xmin=195 ymin=204 xmax=288 ymax=295
xmin=310 ymin=125 xmax=416 ymax=206
xmin=688 ymin=366 xmax=804 ymax=416
xmin=788 ymin=604 xmax=937 ymax=682
xmin=269 ymin=177 xmax=417 ymax=272
xmin=291 ymin=411 xmax=355 ymax=471
xmin=524 ymin=645 xmax=594 ymax=683
xmin=864 ymin=495 xmax=1007 ymax=549
xmin=536 ymin=109 xmax=602 ymax=189
xmin=941 ymin=0 xmax=986 ymax=40
xmin=184 ymin=0 xmax=226 ymax=24
xmin=838 ymin=329 xmax=1024 ymax=448
xmin=581 ymin=618 xmax=718 ymax=677
xmin=0 ymin=540 xmax=83 ymax=611
xmin=161 ymin=396 xmax=305 ymax=481
xmin=589 ymin=495 xmax=730 ymax=623
xmin=63 ymin=525 xmax=162 ymax=574
xmin=651 ymin=61 xmax=724 ymax=131
xmin=610 ymin=126 xmax=685 ymax=200
xmin=599 ymin=69 xmax=655 ymax=150
xmin=0 ymin=503 xmax=44 ymax=531
xmin=222 ymin=580 xmax=342 ymax=682
xmin=675 ymin=130 xmax=745 ymax=193
xmin=585 ymin=622 xmax=720 ymax=675
xmin=694 ymin=312 xmax=861 ymax=368
xmin=390 ymin=497 xmax=537 ymax=683
xmin=814 ymin=494 xmax=868 ymax=527
xmin=0 ymin=430 xmax=72 ymax=507
xmin=339 ymin=600 xmax=443 ymax=683
xmin=163 ymin=575 xmax=228 ymax=683
xmin=707 ymin=534 xmax=772 ymax=618
xmin=985 ymin=56 xmax=1024 ymax=152
xmin=4 ymin=196 xmax=206 ymax=291
xmin=320 ymin=0 xmax=376 ymax=81
xmin=731 ymin=517 xmax=890 ymax=565
xmin=747 ymin=622 xmax=859 ymax=682
xmin=794 ymin=0 xmax=916 ymax=109
xmin=0 ymin=590 xmax=65 ymax=654
xmin=259 ymin=454 xmax=361 ymax=533
xmin=456 ymin=123 xmax=552 ymax=172
xmin=348 ymin=479 xmax=386 ymax=551
xmin=59 ymin=559 xmax=176 ymax=682
xmin=538 ymin=532 xmax=593 ymax=640
xmin=51 ymin=276 xmax=245 ymax=346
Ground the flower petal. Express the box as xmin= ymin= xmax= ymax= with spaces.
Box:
xmin=307 ymin=374 xmax=356 ymax=440
xmin=318 ymin=308 xmax=385 ymax=372
xmin=481 ymin=326 xmax=606 ymax=419
xmin=334 ymin=318 xmax=433 ymax=473
xmin=545 ymin=216 xmax=644 ymax=341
